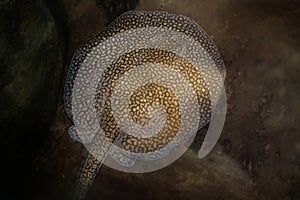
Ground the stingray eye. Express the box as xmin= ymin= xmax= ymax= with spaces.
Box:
xmin=64 ymin=11 xmax=226 ymax=173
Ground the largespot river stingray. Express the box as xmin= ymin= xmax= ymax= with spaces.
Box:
xmin=64 ymin=10 xmax=226 ymax=200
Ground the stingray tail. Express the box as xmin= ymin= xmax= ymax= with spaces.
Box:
xmin=72 ymin=153 xmax=102 ymax=200
xmin=72 ymin=133 xmax=114 ymax=200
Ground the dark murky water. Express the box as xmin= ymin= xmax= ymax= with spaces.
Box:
xmin=0 ymin=0 xmax=299 ymax=199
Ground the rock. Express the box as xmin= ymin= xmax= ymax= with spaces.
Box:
xmin=0 ymin=0 xmax=65 ymax=198
xmin=96 ymin=0 xmax=139 ymax=23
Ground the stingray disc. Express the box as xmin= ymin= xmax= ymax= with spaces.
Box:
xmin=64 ymin=10 xmax=226 ymax=173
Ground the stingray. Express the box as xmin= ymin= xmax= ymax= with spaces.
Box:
xmin=64 ymin=10 xmax=226 ymax=200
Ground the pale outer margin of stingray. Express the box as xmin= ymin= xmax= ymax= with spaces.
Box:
xmin=71 ymin=24 xmax=226 ymax=172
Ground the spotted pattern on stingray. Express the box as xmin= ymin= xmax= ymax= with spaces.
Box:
xmin=94 ymin=48 xmax=211 ymax=153
xmin=64 ymin=10 xmax=226 ymax=200
xmin=64 ymin=11 xmax=225 ymax=123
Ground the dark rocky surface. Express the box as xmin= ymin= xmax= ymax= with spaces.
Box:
xmin=0 ymin=0 xmax=299 ymax=200
xmin=0 ymin=0 xmax=65 ymax=199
